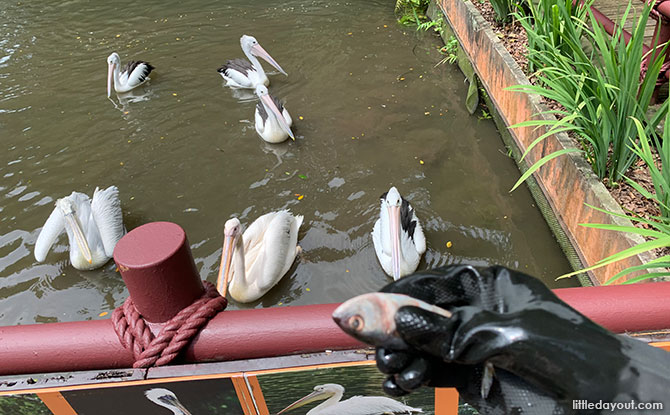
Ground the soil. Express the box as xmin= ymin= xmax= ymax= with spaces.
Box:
xmin=468 ymin=0 xmax=666 ymax=250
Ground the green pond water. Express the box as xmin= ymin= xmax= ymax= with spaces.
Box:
xmin=0 ymin=0 xmax=575 ymax=325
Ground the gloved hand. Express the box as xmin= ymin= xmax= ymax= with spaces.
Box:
xmin=376 ymin=265 xmax=670 ymax=414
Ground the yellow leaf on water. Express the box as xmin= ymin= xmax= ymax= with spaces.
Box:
xmin=419 ymin=160 xmax=424 ymax=165
xmin=115 ymin=34 xmax=121 ymax=38
xmin=446 ymin=241 xmax=453 ymax=248
xmin=99 ymin=312 xmax=108 ymax=317
xmin=306 ymin=288 xmax=310 ymax=292
xmin=298 ymin=195 xmax=304 ymax=200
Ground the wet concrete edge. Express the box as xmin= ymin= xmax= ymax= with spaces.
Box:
xmin=427 ymin=0 xmax=658 ymax=284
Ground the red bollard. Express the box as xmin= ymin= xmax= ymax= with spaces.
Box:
xmin=113 ymin=222 xmax=205 ymax=323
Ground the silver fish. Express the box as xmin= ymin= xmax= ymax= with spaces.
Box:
xmin=332 ymin=292 xmax=494 ymax=399
xmin=332 ymin=292 xmax=453 ymax=350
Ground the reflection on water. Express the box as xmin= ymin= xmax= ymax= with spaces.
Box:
xmin=259 ymin=365 xmax=434 ymax=414
xmin=0 ymin=0 xmax=574 ymax=325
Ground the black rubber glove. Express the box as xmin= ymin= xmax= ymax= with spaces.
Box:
xmin=376 ymin=265 xmax=670 ymax=414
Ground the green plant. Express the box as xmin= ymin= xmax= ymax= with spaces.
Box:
xmin=489 ymin=0 xmax=520 ymax=22
xmin=514 ymin=0 xmax=590 ymax=73
xmin=436 ymin=36 xmax=459 ymax=66
xmin=557 ymin=115 xmax=670 ymax=284
xmin=417 ymin=16 xmax=444 ymax=34
xmin=395 ymin=0 xmax=430 ymax=26
xmin=509 ymin=2 xmax=667 ymax=191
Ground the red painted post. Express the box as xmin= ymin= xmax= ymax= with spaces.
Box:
xmin=113 ymin=222 xmax=205 ymax=323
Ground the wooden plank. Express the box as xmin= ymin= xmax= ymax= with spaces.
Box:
xmin=35 ymin=392 xmax=77 ymax=415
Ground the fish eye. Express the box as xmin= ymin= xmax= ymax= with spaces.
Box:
xmin=348 ymin=315 xmax=364 ymax=332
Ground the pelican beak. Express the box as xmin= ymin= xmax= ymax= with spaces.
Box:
xmin=276 ymin=390 xmax=330 ymax=414
xmin=250 ymin=43 xmax=287 ymax=76
xmin=107 ymin=62 xmax=115 ymax=98
xmin=174 ymin=402 xmax=193 ymax=415
xmin=261 ymin=94 xmax=294 ymax=140
xmin=387 ymin=204 xmax=401 ymax=280
xmin=64 ymin=212 xmax=93 ymax=264
xmin=216 ymin=234 xmax=235 ymax=298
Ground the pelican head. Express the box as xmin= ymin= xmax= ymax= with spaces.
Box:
xmin=107 ymin=52 xmax=121 ymax=97
xmin=277 ymin=384 xmax=344 ymax=414
xmin=55 ymin=197 xmax=93 ymax=264
xmin=240 ymin=34 xmax=287 ymax=76
xmin=381 ymin=187 xmax=403 ymax=280
xmin=255 ymin=85 xmax=294 ymax=140
xmin=217 ymin=217 xmax=242 ymax=297
xmin=145 ymin=388 xmax=192 ymax=415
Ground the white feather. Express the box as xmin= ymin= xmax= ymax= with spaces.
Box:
xmin=229 ymin=210 xmax=302 ymax=302
xmin=34 ymin=186 xmax=125 ymax=270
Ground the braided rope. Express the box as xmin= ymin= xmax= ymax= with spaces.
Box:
xmin=112 ymin=281 xmax=227 ymax=368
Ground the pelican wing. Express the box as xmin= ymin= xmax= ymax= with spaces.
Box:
xmin=34 ymin=206 xmax=65 ymax=262
xmin=243 ymin=211 xmax=301 ymax=291
xmin=218 ymin=58 xmax=254 ymax=77
xmin=90 ymin=186 xmax=124 ymax=257
xmin=120 ymin=61 xmax=154 ymax=88
xmin=401 ymin=199 xmax=426 ymax=255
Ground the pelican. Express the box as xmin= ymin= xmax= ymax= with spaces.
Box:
xmin=372 ymin=187 xmax=426 ymax=280
xmin=107 ymin=52 xmax=154 ymax=97
xmin=34 ymin=186 xmax=125 ymax=271
xmin=217 ymin=35 xmax=287 ymax=89
xmin=217 ymin=210 xmax=303 ymax=303
xmin=254 ymin=85 xmax=294 ymax=143
xmin=145 ymin=388 xmax=192 ymax=415
xmin=277 ymin=383 xmax=422 ymax=415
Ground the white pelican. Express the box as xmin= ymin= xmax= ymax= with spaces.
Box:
xmin=145 ymin=388 xmax=192 ymax=415
xmin=107 ymin=52 xmax=154 ymax=97
xmin=217 ymin=35 xmax=287 ymax=89
xmin=217 ymin=210 xmax=303 ymax=303
xmin=277 ymin=383 xmax=422 ymax=415
xmin=34 ymin=186 xmax=125 ymax=271
xmin=254 ymin=85 xmax=294 ymax=143
xmin=372 ymin=187 xmax=426 ymax=280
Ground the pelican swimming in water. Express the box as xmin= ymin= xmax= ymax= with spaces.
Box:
xmin=107 ymin=52 xmax=154 ymax=97
xmin=254 ymin=85 xmax=294 ymax=143
xmin=277 ymin=383 xmax=422 ymax=415
xmin=217 ymin=210 xmax=303 ymax=303
xmin=217 ymin=35 xmax=287 ymax=89
xmin=372 ymin=187 xmax=426 ymax=280
xmin=34 ymin=186 xmax=125 ymax=271
xmin=145 ymin=388 xmax=192 ymax=415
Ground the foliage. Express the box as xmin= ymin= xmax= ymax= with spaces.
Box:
xmin=0 ymin=396 xmax=51 ymax=415
xmin=395 ymin=0 xmax=431 ymax=26
xmin=417 ymin=16 xmax=444 ymax=34
xmin=557 ymin=115 xmax=670 ymax=284
xmin=489 ymin=0 xmax=520 ymax=22
xmin=514 ymin=0 xmax=590 ymax=73
xmin=509 ymin=1 xmax=667 ymax=192
xmin=437 ymin=36 xmax=459 ymax=65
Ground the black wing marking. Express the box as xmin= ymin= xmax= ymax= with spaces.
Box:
xmin=256 ymin=101 xmax=268 ymax=125
xmin=218 ymin=58 xmax=253 ymax=76
xmin=379 ymin=191 xmax=388 ymax=200
xmin=271 ymin=94 xmax=285 ymax=113
xmin=122 ymin=60 xmax=154 ymax=83
xmin=256 ymin=94 xmax=285 ymax=124
xmin=400 ymin=197 xmax=417 ymax=241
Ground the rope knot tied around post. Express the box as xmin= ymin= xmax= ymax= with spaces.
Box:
xmin=112 ymin=281 xmax=227 ymax=368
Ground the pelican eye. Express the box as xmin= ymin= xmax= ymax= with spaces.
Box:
xmin=348 ymin=315 xmax=364 ymax=332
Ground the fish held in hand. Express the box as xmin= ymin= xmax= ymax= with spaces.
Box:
xmin=332 ymin=292 xmax=452 ymax=350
